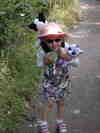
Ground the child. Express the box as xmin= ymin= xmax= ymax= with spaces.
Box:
xmin=36 ymin=23 xmax=83 ymax=133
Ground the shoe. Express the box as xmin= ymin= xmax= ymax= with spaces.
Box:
xmin=37 ymin=122 xmax=50 ymax=133
xmin=37 ymin=121 xmax=42 ymax=133
xmin=56 ymin=122 xmax=68 ymax=133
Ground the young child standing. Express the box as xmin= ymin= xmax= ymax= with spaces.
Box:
xmin=36 ymin=23 xmax=83 ymax=133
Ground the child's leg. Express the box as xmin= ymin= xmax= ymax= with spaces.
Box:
xmin=37 ymin=100 xmax=54 ymax=133
xmin=56 ymin=100 xmax=65 ymax=120
xmin=56 ymin=100 xmax=67 ymax=132
xmin=40 ymin=100 xmax=54 ymax=121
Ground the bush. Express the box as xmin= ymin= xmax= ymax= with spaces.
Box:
xmin=0 ymin=0 xmax=45 ymax=131
xmin=0 ymin=55 xmax=24 ymax=132
xmin=0 ymin=41 xmax=43 ymax=132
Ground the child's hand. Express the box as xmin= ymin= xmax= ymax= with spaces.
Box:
xmin=43 ymin=52 xmax=57 ymax=65
xmin=43 ymin=54 xmax=53 ymax=65
xmin=58 ymin=48 xmax=72 ymax=61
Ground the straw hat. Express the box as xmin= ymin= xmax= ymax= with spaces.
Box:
xmin=38 ymin=23 xmax=68 ymax=39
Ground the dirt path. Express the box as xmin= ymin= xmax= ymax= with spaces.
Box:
xmin=65 ymin=0 xmax=100 ymax=132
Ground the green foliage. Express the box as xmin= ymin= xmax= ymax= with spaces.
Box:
xmin=0 ymin=0 xmax=44 ymax=132
xmin=48 ymin=0 xmax=80 ymax=28
xmin=0 ymin=56 xmax=24 ymax=132
xmin=0 ymin=41 xmax=43 ymax=132
xmin=15 ymin=41 xmax=42 ymax=99
xmin=0 ymin=0 xmax=48 ymax=49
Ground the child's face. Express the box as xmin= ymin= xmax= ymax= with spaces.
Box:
xmin=44 ymin=38 xmax=63 ymax=51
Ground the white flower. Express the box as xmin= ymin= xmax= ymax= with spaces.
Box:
xmin=20 ymin=13 xmax=25 ymax=17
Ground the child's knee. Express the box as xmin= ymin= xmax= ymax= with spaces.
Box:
xmin=57 ymin=100 xmax=64 ymax=107
xmin=47 ymin=101 xmax=54 ymax=111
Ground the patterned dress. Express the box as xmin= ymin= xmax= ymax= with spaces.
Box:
xmin=40 ymin=58 xmax=72 ymax=102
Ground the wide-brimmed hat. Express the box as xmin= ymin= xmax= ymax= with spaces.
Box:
xmin=38 ymin=23 xmax=68 ymax=39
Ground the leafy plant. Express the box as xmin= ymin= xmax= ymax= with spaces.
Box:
xmin=0 ymin=0 xmax=45 ymax=132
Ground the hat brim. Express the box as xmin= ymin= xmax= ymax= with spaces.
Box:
xmin=38 ymin=33 xmax=66 ymax=40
